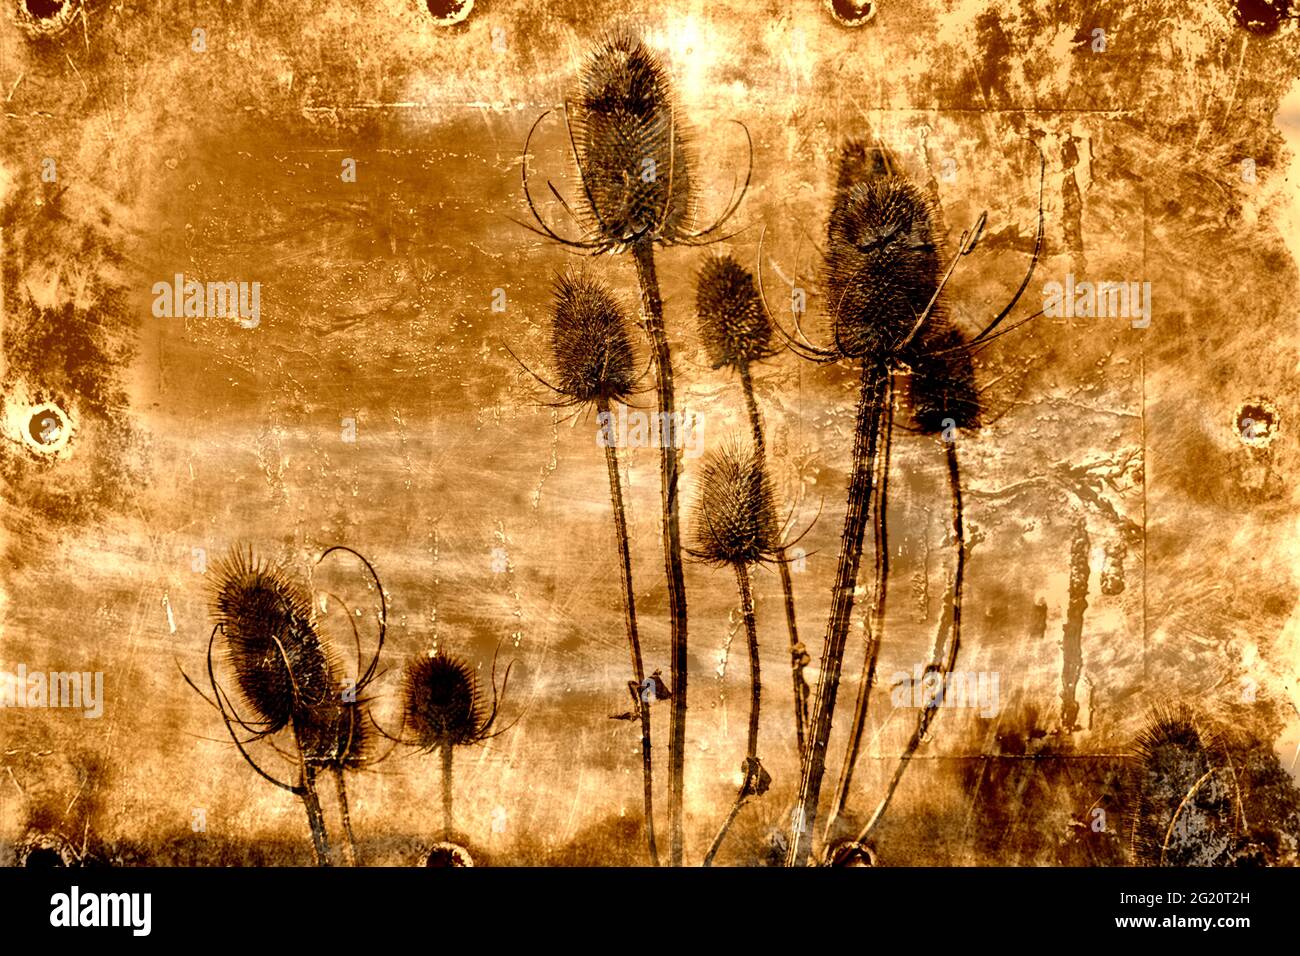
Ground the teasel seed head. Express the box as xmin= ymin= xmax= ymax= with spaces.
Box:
xmin=403 ymin=652 xmax=488 ymax=752
xmin=209 ymin=548 xmax=336 ymax=735
xmin=1129 ymin=706 xmax=1240 ymax=866
xmin=549 ymin=270 xmax=639 ymax=405
xmin=572 ymin=33 xmax=695 ymax=248
xmin=824 ymin=140 xmax=941 ymax=361
xmin=694 ymin=254 xmax=776 ymax=371
xmin=688 ymin=439 xmax=780 ymax=567
xmin=297 ymin=697 xmax=372 ymax=771
xmin=904 ymin=313 xmax=981 ymax=432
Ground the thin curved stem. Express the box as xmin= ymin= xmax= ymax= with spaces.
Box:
xmin=739 ymin=364 xmax=808 ymax=759
xmin=787 ymin=362 xmax=887 ymax=866
xmin=855 ymin=438 xmax=965 ymax=845
xmin=702 ymin=563 xmax=762 ymax=866
xmin=441 ymin=744 xmax=454 ymax=843
xmin=824 ymin=371 xmax=895 ymax=843
xmin=598 ymin=395 xmax=659 ymax=867
xmin=632 ymin=241 xmax=689 ymax=866
xmin=333 ymin=766 xmax=358 ymax=866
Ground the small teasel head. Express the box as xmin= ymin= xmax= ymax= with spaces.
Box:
xmin=903 ymin=313 xmax=981 ymax=433
xmin=403 ymin=651 xmax=491 ymax=752
xmin=572 ymin=32 xmax=694 ymax=248
xmin=549 ymin=271 xmax=639 ymax=405
xmin=695 ymin=254 xmax=776 ymax=371
xmin=689 ymin=440 xmax=780 ymax=567
xmin=824 ymin=139 xmax=941 ymax=361
xmin=298 ymin=696 xmax=372 ymax=771
xmin=209 ymin=547 xmax=336 ymax=734
xmin=1129 ymin=706 xmax=1241 ymax=866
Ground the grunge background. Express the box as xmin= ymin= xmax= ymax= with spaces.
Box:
xmin=3 ymin=0 xmax=1300 ymax=865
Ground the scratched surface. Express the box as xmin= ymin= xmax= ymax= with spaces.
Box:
xmin=2 ymin=0 xmax=1300 ymax=866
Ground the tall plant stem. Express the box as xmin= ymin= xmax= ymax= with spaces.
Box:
xmin=632 ymin=242 xmax=689 ymax=866
xmin=824 ymin=371 xmax=895 ymax=843
xmin=703 ymin=563 xmax=762 ymax=865
xmin=856 ymin=438 xmax=965 ymax=844
xmin=738 ymin=364 xmax=808 ymax=758
xmin=332 ymin=767 xmax=358 ymax=866
xmin=441 ymin=745 xmax=454 ymax=842
xmin=597 ymin=395 xmax=659 ymax=867
xmin=299 ymin=763 xmax=331 ymax=866
xmin=786 ymin=362 xmax=887 ymax=866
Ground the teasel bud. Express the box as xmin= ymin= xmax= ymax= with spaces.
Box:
xmin=549 ymin=270 xmax=639 ymax=405
xmin=824 ymin=142 xmax=942 ymax=361
xmin=904 ymin=312 xmax=981 ymax=432
xmin=694 ymin=255 xmax=777 ymax=371
xmin=689 ymin=440 xmax=780 ymax=568
xmin=571 ymin=32 xmax=695 ymax=248
xmin=1130 ymin=706 xmax=1241 ymax=866
xmin=209 ymin=548 xmax=336 ymax=733
xmin=297 ymin=696 xmax=371 ymax=771
xmin=403 ymin=652 xmax=489 ymax=752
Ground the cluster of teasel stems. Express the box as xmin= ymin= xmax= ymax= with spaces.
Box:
xmin=518 ymin=33 xmax=1046 ymax=865
xmin=187 ymin=543 xmax=516 ymax=866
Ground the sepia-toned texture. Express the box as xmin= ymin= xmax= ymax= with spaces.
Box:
xmin=3 ymin=0 xmax=1300 ymax=867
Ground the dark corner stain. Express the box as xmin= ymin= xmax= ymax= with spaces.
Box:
xmin=1233 ymin=0 xmax=1292 ymax=35
xmin=16 ymin=0 xmax=79 ymax=40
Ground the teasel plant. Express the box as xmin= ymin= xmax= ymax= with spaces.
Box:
xmin=695 ymin=254 xmax=813 ymax=758
xmin=763 ymin=137 xmax=1045 ymax=865
xmin=1128 ymin=706 xmax=1244 ymax=866
xmin=687 ymin=439 xmax=787 ymax=865
xmin=517 ymin=31 xmax=752 ymax=864
xmin=180 ymin=545 xmax=389 ymax=866
xmin=502 ymin=268 xmax=664 ymax=865
xmin=399 ymin=648 xmax=516 ymax=852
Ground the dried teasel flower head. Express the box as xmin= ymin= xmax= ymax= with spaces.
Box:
xmin=297 ymin=697 xmax=372 ymax=771
xmin=903 ymin=313 xmax=981 ymax=433
xmin=572 ymin=32 xmax=695 ymax=249
xmin=209 ymin=548 xmax=336 ymax=734
xmin=403 ymin=652 xmax=489 ymax=752
xmin=1129 ymin=705 xmax=1241 ymax=866
xmin=688 ymin=439 xmax=780 ymax=567
xmin=824 ymin=139 xmax=941 ymax=361
xmin=549 ymin=271 xmax=639 ymax=405
xmin=695 ymin=254 xmax=776 ymax=371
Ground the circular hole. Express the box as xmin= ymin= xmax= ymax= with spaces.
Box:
xmin=425 ymin=0 xmax=473 ymax=25
xmin=1235 ymin=398 xmax=1279 ymax=448
xmin=1233 ymin=0 xmax=1291 ymax=34
xmin=423 ymin=842 xmax=474 ymax=866
xmin=827 ymin=0 xmax=876 ymax=26
xmin=24 ymin=0 xmax=67 ymax=19
xmin=28 ymin=409 xmax=63 ymax=446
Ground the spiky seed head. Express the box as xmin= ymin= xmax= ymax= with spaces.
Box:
xmin=824 ymin=140 xmax=941 ymax=361
xmin=549 ymin=271 xmax=638 ymax=404
xmin=573 ymin=33 xmax=694 ymax=248
xmin=403 ymin=652 xmax=486 ymax=751
xmin=689 ymin=440 xmax=779 ymax=567
xmin=209 ymin=548 xmax=336 ymax=734
xmin=1130 ymin=706 xmax=1239 ymax=866
xmin=904 ymin=314 xmax=981 ymax=432
xmin=695 ymin=255 xmax=775 ymax=371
